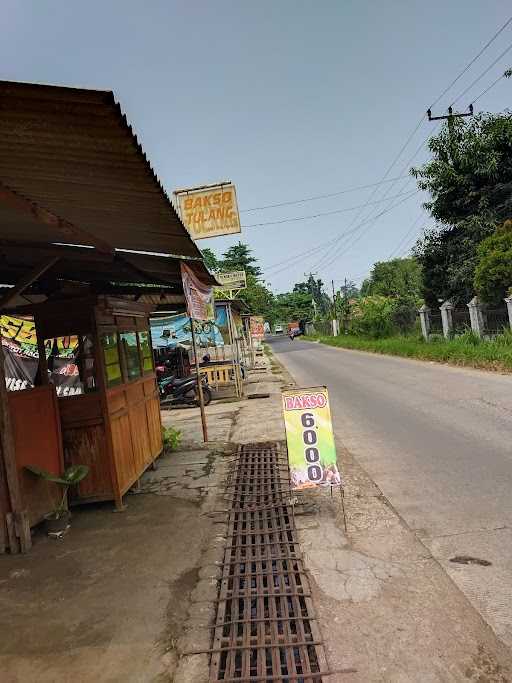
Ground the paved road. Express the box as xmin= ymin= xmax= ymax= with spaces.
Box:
xmin=269 ymin=335 xmax=512 ymax=647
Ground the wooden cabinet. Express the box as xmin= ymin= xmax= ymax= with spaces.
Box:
xmin=32 ymin=295 xmax=162 ymax=509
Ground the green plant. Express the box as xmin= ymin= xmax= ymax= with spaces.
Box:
xmin=162 ymin=426 xmax=182 ymax=450
xmin=350 ymin=296 xmax=396 ymax=338
xmin=457 ymin=330 xmax=482 ymax=346
xmin=24 ymin=464 xmax=89 ymax=519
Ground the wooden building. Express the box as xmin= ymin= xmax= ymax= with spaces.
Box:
xmin=0 ymin=81 xmax=215 ymax=553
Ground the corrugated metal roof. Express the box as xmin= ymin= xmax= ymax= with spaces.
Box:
xmin=0 ymin=80 xmax=201 ymax=259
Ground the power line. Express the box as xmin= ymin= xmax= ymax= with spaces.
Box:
xmin=451 ymin=40 xmax=512 ymax=106
xmin=241 ymin=190 xmax=416 ymax=228
xmin=263 ymin=17 xmax=512 ymax=285
xmin=265 ymin=237 xmax=340 ymax=272
xmin=429 ymin=14 xmax=512 ymax=110
xmin=264 ymin=190 xmax=420 ymax=279
xmin=240 ymin=175 xmax=409 ymax=212
xmin=315 ymin=125 xmax=437 ymax=272
xmin=387 ymin=213 xmax=424 ymax=259
xmin=312 ymin=17 xmax=512 ymax=273
xmin=319 ymin=190 xmax=421 ymax=271
xmin=471 ymin=68 xmax=511 ymax=105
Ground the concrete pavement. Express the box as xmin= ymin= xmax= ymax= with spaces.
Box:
xmin=270 ymin=335 xmax=512 ymax=650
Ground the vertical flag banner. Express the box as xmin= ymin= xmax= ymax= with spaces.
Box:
xmin=180 ymin=262 xmax=215 ymax=321
xmin=282 ymin=386 xmax=341 ymax=490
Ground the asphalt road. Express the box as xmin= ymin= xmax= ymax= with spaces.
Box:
xmin=269 ymin=335 xmax=512 ymax=647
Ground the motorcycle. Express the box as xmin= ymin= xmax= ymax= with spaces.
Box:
xmin=158 ymin=372 xmax=212 ymax=407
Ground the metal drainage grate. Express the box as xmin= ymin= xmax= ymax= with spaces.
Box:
xmin=209 ymin=442 xmax=330 ymax=682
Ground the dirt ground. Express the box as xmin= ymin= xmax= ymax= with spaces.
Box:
xmin=0 ymin=449 xmax=216 ymax=683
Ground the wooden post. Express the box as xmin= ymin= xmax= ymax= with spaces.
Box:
xmin=226 ymin=304 xmax=241 ymax=397
xmin=190 ymin=318 xmax=208 ymax=443
xmin=0 ymin=342 xmax=31 ymax=553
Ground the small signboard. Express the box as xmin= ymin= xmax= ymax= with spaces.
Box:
xmin=282 ymin=386 xmax=341 ymax=490
xmin=249 ymin=316 xmax=265 ymax=340
xmin=174 ymin=182 xmax=241 ymax=240
xmin=214 ymin=270 xmax=247 ymax=292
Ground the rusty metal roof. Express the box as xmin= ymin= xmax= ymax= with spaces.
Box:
xmin=0 ymin=80 xmax=201 ymax=259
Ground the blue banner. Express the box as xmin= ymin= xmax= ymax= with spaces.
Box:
xmin=150 ymin=313 xmax=224 ymax=349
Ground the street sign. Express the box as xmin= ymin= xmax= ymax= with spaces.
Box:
xmin=282 ymin=386 xmax=341 ymax=490
xmin=174 ymin=182 xmax=241 ymax=240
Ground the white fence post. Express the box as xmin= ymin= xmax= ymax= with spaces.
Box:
xmin=467 ymin=296 xmax=485 ymax=337
xmin=418 ymin=304 xmax=431 ymax=341
xmin=331 ymin=319 xmax=339 ymax=336
xmin=505 ymin=296 xmax=512 ymax=330
xmin=440 ymin=300 xmax=454 ymax=339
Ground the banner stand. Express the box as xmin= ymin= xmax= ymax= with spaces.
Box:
xmin=330 ymin=484 xmax=348 ymax=534
xmin=190 ymin=317 xmax=208 ymax=443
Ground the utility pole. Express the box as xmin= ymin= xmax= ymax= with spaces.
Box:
xmin=331 ymin=279 xmax=338 ymax=335
xmin=427 ymin=105 xmax=473 ymax=162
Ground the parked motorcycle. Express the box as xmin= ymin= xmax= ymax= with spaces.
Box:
xmin=158 ymin=372 xmax=212 ymax=407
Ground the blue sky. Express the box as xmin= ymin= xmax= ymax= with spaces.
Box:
xmin=2 ymin=1 xmax=511 ymax=293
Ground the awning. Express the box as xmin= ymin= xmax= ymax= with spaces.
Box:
xmin=0 ymin=80 xmax=201 ymax=259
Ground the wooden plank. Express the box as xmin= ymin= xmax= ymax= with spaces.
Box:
xmin=0 ymin=514 xmax=6 ymax=553
xmin=16 ymin=511 xmax=31 ymax=553
xmin=0 ymin=345 xmax=23 ymax=511
xmin=0 ymin=256 xmax=59 ymax=309
xmin=10 ymin=386 xmax=62 ymax=527
xmin=6 ymin=513 xmax=19 ymax=554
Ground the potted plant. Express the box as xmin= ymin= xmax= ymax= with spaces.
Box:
xmin=24 ymin=464 xmax=90 ymax=534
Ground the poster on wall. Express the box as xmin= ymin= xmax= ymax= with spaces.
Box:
xmin=1 ymin=314 xmax=83 ymax=395
xmin=282 ymin=386 xmax=342 ymax=490
xmin=180 ymin=262 xmax=215 ymax=321
xmin=175 ymin=182 xmax=241 ymax=240
xmin=150 ymin=313 xmax=224 ymax=348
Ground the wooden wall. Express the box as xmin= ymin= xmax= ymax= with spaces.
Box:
xmin=8 ymin=385 xmax=63 ymax=526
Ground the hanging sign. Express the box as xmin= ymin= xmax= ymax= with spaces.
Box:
xmin=249 ymin=316 xmax=265 ymax=340
xmin=175 ymin=182 xmax=241 ymax=240
xmin=180 ymin=262 xmax=215 ymax=321
xmin=214 ymin=270 xmax=247 ymax=292
xmin=282 ymin=386 xmax=341 ymax=490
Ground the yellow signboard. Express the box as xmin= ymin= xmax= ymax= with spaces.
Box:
xmin=175 ymin=183 xmax=241 ymax=240
xmin=282 ymin=386 xmax=341 ymax=490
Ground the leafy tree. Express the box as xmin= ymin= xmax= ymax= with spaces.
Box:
xmin=201 ymin=248 xmax=220 ymax=272
xmin=274 ymin=290 xmax=313 ymax=323
xmin=338 ymin=280 xmax=359 ymax=299
xmin=474 ymin=219 xmax=512 ymax=305
xmin=221 ymin=242 xmax=262 ymax=278
xmin=239 ymin=273 xmax=275 ymax=322
xmin=412 ymin=112 xmax=512 ymax=305
xmin=361 ymin=258 xmax=423 ymax=299
xmin=413 ymin=217 xmax=493 ymax=305
xmin=294 ymin=276 xmax=331 ymax=317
